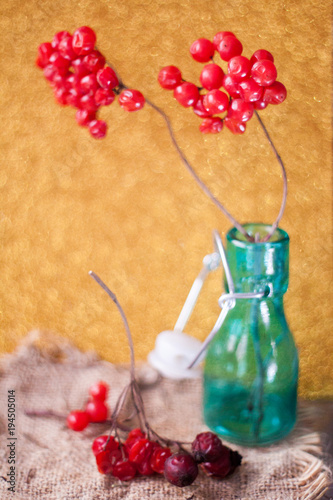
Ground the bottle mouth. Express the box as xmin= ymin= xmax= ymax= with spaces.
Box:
xmin=227 ymin=223 xmax=289 ymax=246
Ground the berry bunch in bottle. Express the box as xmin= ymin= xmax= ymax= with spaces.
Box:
xmin=158 ymin=31 xmax=287 ymax=134
xmin=36 ymin=26 xmax=145 ymax=139
xmin=66 ymin=381 xmax=109 ymax=431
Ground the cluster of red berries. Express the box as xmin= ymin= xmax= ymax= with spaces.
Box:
xmin=36 ymin=26 xmax=145 ymax=139
xmin=92 ymin=429 xmax=242 ymax=487
xmin=158 ymin=31 xmax=287 ymax=134
xmin=66 ymin=381 xmax=109 ymax=431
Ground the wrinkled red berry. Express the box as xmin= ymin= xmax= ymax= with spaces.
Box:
xmin=52 ymin=31 xmax=71 ymax=49
xmin=92 ymin=435 xmax=119 ymax=456
xmin=80 ymin=93 xmax=99 ymax=112
xmin=66 ymin=410 xmax=89 ymax=431
xmin=150 ymin=446 xmax=172 ymax=474
xmin=199 ymin=117 xmax=223 ymax=134
xmin=96 ymin=66 xmax=119 ymax=90
xmin=112 ymin=460 xmax=137 ymax=481
xmin=58 ymin=35 xmax=76 ymax=60
xmin=128 ymin=438 xmax=155 ymax=467
xmin=238 ymin=78 xmax=263 ymax=102
xmin=36 ymin=42 xmax=54 ymax=68
xmin=95 ymin=448 xmax=122 ymax=474
xmin=79 ymin=73 xmax=99 ymax=94
xmin=228 ymin=56 xmax=251 ymax=82
xmin=250 ymin=49 xmax=274 ymax=66
xmin=228 ymin=98 xmax=254 ymax=122
xmin=124 ymin=428 xmax=146 ymax=450
xmin=251 ymin=59 xmax=277 ymax=87
xmin=72 ymin=26 xmax=96 ymax=56
xmin=192 ymin=432 xmax=224 ymax=463
xmin=224 ymin=117 xmax=246 ymax=134
xmin=118 ymin=89 xmax=145 ymax=111
xmin=49 ymin=52 xmax=70 ymax=76
xmin=83 ymin=50 xmax=106 ymax=73
xmin=193 ymin=95 xmax=213 ymax=118
xmin=262 ymin=81 xmax=287 ymax=104
xmin=202 ymin=446 xmax=242 ymax=478
xmin=164 ymin=453 xmax=198 ymax=487
xmin=94 ymin=88 xmax=115 ymax=107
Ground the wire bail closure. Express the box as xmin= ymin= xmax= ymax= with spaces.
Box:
xmin=183 ymin=230 xmax=266 ymax=369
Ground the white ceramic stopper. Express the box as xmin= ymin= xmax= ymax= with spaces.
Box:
xmin=147 ymin=330 xmax=203 ymax=379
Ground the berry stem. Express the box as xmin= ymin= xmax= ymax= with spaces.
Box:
xmin=254 ymin=110 xmax=287 ymax=241
xmin=89 ymin=271 xmax=136 ymax=382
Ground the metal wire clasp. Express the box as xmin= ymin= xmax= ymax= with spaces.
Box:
xmin=186 ymin=230 xmax=266 ymax=369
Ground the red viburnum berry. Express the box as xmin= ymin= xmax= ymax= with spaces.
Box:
xmin=66 ymin=410 xmax=90 ymax=431
xmin=72 ymin=57 xmax=91 ymax=78
xmin=72 ymin=26 xmax=96 ymax=56
xmin=192 ymin=95 xmax=213 ymax=118
xmin=203 ymin=89 xmax=229 ymax=114
xmin=58 ymin=35 xmax=77 ymax=60
xmin=222 ymin=73 xmax=240 ymax=98
xmin=250 ymin=49 xmax=274 ymax=66
xmin=52 ymin=30 xmax=71 ymax=49
xmin=173 ymin=82 xmax=199 ymax=107
xmin=118 ymin=89 xmax=145 ymax=111
xmin=224 ymin=116 xmax=246 ymax=134
xmin=49 ymin=52 xmax=70 ymax=76
xmin=79 ymin=93 xmax=99 ymax=112
xmin=199 ymin=117 xmax=223 ymax=134
xmin=83 ymin=50 xmax=106 ymax=73
xmin=158 ymin=65 xmax=182 ymax=90
xmin=150 ymin=446 xmax=172 ymax=474
xmin=95 ymin=88 xmax=115 ymax=106
xmin=95 ymin=448 xmax=123 ymax=474
xmin=88 ymin=120 xmax=107 ymax=139
xmin=36 ymin=42 xmax=54 ymax=68
xmin=190 ymin=38 xmax=215 ymax=63
xmin=75 ymin=109 xmax=96 ymax=126
xmin=253 ymin=98 xmax=268 ymax=110
xmin=92 ymin=435 xmax=119 ymax=456
xmin=54 ymin=87 xmax=69 ymax=105
xmin=89 ymin=381 xmax=109 ymax=401
xmin=128 ymin=438 xmax=155 ymax=472
xmin=85 ymin=399 xmax=108 ymax=420
xmin=112 ymin=460 xmax=137 ymax=481
xmin=199 ymin=63 xmax=224 ymax=91
xmin=228 ymin=56 xmax=251 ymax=82
xmin=213 ymin=31 xmax=235 ymax=50
xmin=164 ymin=453 xmax=198 ymax=487
xmin=228 ymin=98 xmax=254 ymax=122
xmin=238 ymin=78 xmax=263 ymax=102
xmin=96 ymin=66 xmax=119 ymax=90
xmin=262 ymin=81 xmax=287 ymax=104
xmin=217 ymin=35 xmax=243 ymax=61
xmin=124 ymin=428 xmax=146 ymax=450
xmin=79 ymin=73 xmax=99 ymax=94
xmin=251 ymin=59 xmax=277 ymax=87
xmin=192 ymin=432 xmax=224 ymax=463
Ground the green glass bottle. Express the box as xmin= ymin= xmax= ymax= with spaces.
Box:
xmin=203 ymin=223 xmax=299 ymax=446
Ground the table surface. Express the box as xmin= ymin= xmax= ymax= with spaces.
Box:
xmin=303 ymin=400 xmax=333 ymax=499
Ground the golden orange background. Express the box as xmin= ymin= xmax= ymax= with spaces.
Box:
xmin=0 ymin=0 xmax=332 ymax=398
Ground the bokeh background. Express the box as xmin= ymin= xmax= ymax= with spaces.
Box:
xmin=0 ymin=0 xmax=331 ymax=398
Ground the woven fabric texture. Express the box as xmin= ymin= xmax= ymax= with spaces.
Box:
xmin=0 ymin=332 xmax=331 ymax=499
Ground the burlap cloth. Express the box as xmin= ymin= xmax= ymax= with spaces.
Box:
xmin=0 ymin=332 xmax=331 ymax=500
